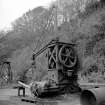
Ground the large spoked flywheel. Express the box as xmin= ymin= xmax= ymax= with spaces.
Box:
xmin=59 ymin=45 xmax=77 ymax=68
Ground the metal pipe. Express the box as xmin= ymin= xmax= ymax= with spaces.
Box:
xmin=32 ymin=41 xmax=56 ymax=60
xmin=18 ymin=81 xmax=30 ymax=88
xmin=80 ymin=87 xmax=105 ymax=105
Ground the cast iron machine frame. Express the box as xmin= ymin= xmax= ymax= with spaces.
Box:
xmin=32 ymin=39 xmax=81 ymax=97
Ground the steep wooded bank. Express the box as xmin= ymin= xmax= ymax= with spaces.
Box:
xmin=0 ymin=0 xmax=105 ymax=83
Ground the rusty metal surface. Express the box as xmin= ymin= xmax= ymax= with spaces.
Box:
xmin=80 ymin=87 xmax=105 ymax=105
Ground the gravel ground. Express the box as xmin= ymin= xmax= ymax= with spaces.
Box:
xmin=0 ymin=88 xmax=80 ymax=105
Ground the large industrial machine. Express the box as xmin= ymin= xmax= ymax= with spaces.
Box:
xmin=29 ymin=39 xmax=81 ymax=97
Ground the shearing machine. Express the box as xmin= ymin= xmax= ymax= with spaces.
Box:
xmin=27 ymin=39 xmax=82 ymax=97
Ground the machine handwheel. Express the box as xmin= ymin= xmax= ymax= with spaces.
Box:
xmin=59 ymin=45 xmax=77 ymax=68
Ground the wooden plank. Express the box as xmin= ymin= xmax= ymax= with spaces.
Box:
xmin=80 ymin=82 xmax=105 ymax=89
xmin=21 ymin=96 xmax=60 ymax=103
xmin=80 ymin=83 xmax=105 ymax=86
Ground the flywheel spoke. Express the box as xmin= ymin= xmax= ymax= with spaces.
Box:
xmin=59 ymin=45 xmax=77 ymax=68
xmin=64 ymin=57 xmax=69 ymax=64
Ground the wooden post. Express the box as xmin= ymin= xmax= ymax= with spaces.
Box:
xmin=18 ymin=86 xmax=25 ymax=97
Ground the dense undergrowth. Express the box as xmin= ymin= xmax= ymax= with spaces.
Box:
xmin=0 ymin=0 xmax=105 ymax=86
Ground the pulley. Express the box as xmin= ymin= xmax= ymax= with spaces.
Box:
xmin=59 ymin=45 xmax=77 ymax=68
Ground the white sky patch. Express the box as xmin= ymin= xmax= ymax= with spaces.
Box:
xmin=0 ymin=0 xmax=55 ymax=30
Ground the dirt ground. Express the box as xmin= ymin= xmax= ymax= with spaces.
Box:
xmin=0 ymin=88 xmax=80 ymax=105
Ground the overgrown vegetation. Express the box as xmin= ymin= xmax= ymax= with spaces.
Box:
xmin=0 ymin=0 xmax=105 ymax=84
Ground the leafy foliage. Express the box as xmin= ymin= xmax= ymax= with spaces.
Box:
xmin=0 ymin=0 xmax=105 ymax=83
